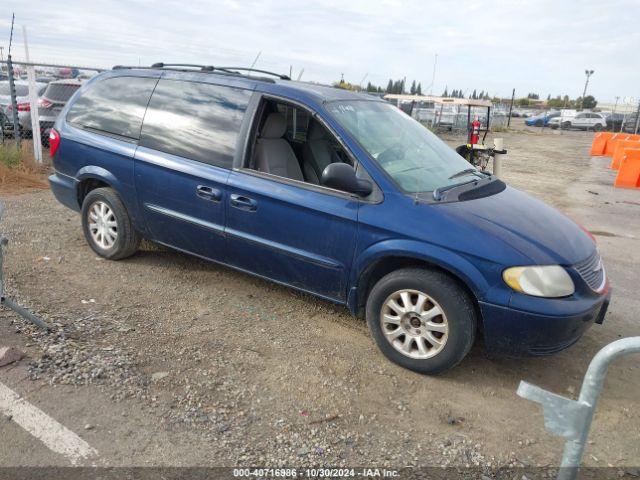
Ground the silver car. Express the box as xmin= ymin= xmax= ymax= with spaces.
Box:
xmin=0 ymin=80 xmax=47 ymax=135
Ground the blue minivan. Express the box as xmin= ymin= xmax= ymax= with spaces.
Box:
xmin=48 ymin=64 xmax=610 ymax=374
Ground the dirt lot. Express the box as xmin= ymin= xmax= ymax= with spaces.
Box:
xmin=1 ymin=122 xmax=639 ymax=474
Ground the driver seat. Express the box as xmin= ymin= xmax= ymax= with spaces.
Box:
xmin=302 ymin=120 xmax=339 ymax=184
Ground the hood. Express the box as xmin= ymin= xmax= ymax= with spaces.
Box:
xmin=436 ymin=186 xmax=595 ymax=265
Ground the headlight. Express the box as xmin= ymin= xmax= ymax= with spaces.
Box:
xmin=503 ymin=265 xmax=574 ymax=298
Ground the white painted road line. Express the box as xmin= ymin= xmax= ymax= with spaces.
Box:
xmin=0 ymin=381 xmax=98 ymax=464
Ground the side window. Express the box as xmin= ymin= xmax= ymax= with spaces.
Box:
xmin=139 ymin=79 xmax=251 ymax=169
xmin=248 ymin=99 xmax=352 ymax=186
xmin=66 ymin=76 xmax=157 ymax=140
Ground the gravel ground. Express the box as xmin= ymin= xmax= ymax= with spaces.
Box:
xmin=1 ymin=121 xmax=639 ymax=474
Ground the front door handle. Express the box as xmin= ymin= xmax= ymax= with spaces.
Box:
xmin=196 ymin=185 xmax=222 ymax=202
xmin=230 ymin=194 xmax=257 ymax=212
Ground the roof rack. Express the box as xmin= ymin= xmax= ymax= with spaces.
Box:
xmin=216 ymin=67 xmax=290 ymax=80
xmin=112 ymin=63 xmax=288 ymax=82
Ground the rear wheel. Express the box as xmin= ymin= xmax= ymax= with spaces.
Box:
xmin=81 ymin=187 xmax=140 ymax=260
xmin=365 ymin=268 xmax=476 ymax=374
xmin=561 ymin=121 xmax=571 ymax=130
xmin=594 ymin=123 xmax=603 ymax=131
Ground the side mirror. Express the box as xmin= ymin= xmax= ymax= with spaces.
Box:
xmin=321 ymin=163 xmax=373 ymax=197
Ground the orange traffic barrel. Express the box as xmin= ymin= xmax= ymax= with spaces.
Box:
xmin=614 ymin=148 xmax=640 ymax=189
xmin=590 ymin=132 xmax=613 ymax=156
xmin=610 ymin=140 xmax=640 ymax=169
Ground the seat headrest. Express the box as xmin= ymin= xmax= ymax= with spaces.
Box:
xmin=308 ymin=120 xmax=328 ymax=141
xmin=261 ymin=113 xmax=287 ymax=139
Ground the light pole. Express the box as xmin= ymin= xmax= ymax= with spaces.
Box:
xmin=581 ymin=69 xmax=594 ymax=110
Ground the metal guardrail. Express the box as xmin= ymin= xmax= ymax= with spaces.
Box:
xmin=0 ymin=202 xmax=49 ymax=330
xmin=518 ymin=336 xmax=640 ymax=480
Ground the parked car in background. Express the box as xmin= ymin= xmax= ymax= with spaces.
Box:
xmin=563 ymin=112 xmax=607 ymax=131
xmin=38 ymin=79 xmax=82 ymax=145
xmin=47 ymin=65 xmax=610 ymax=374
xmin=623 ymin=114 xmax=639 ymax=133
xmin=548 ymin=110 xmax=577 ymax=129
xmin=604 ymin=113 xmax=625 ymax=132
xmin=0 ymin=80 xmax=47 ymax=136
xmin=525 ymin=111 xmax=560 ymax=127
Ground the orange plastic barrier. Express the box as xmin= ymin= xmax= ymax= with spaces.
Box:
xmin=604 ymin=134 xmax=630 ymax=157
xmin=590 ymin=132 xmax=613 ymax=156
xmin=609 ymin=140 xmax=640 ymax=169
xmin=614 ymin=148 xmax=640 ymax=189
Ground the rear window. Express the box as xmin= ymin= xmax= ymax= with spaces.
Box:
xmin=43 ymin=83 xmax=81 ymax=102
xmin=0 ymin=84 xmax=29 ymax=96
xmin=66 ymin=76 xmax=157 ymax=140
xmin=139 ymin=79 xmax=251 ymax=169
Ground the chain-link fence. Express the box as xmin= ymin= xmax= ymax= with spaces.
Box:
xmin=0 ymin=59 xmax=102 ymax=162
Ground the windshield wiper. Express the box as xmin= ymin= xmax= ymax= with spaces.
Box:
xmin=448 ymin=168 xmax=487 ymax=180
xmin=433 ymin=179 xmax=479 ymax=201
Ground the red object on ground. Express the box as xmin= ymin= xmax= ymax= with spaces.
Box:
xmin=470 ymin=119 xmax=481 ymax=145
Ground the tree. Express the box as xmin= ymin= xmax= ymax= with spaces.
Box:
xmin=442 ymin=87 xmax=449 ymax=97
xmin=416 ymin=83 xmax=422 ymax=95
xmin=547 ymin=94 xmax=551 ymax=100
xmin=410 ymin=80 xmax=417 ymax=95
xmin=581 ymin=95 xmax=598 ymax=109
xmin=478 ymin=90 xmax=484 ymax=100
xmin=471 ymin=89 xmax=477 ymax=99
xmin=386 ymin=79 xmax=393 ymax=93
xmin=527 ymin=92 xmax=539 ymax=100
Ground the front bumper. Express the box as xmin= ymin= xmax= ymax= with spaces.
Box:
xmin=480 ymin=291 xmax=611 ymax=356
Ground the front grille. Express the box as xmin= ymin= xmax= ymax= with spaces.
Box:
xmin=574 ymin=251 xmax=605 ymax=292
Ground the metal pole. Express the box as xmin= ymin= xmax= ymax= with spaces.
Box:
xmin=581 ymin=70 xmax=594 ymax=110
xmin=507 ymin=88 xmax=515 ymax=127
xmin=22 ymin=26 xmax=43 ymax=163
xmin=6 ymin=55 xmax=21 ymax=149
xmin=518 ymin=337 xmax=640 ymax=480
xmin=634 ymin=99 xmax=640 ymax=135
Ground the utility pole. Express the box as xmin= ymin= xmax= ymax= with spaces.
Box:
xmin=429 ymin=53 xmax=438 ymax=95
xmin=0 ymin=47 xmax=4 ymax=75
xmin=507 ymin=88 xmax=515 ymax=127
xmin=581 ymin=69 xmax=594 ymax=110
xmin=634 ymin=98 xmax=640 ymax=135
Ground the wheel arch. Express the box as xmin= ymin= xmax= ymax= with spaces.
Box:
xmin=75 ymin=166 xmax=123 ymax=208
xmin=349 ymin=241 xmax=489 ymax=327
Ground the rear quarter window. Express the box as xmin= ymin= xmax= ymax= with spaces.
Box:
xmin=139 ymin=79 xmax=251 ymax=169
xmin=44 ymin=83 xmax=80 ymax=102
xmin=66 ymin=76 xmax=158 ymax=140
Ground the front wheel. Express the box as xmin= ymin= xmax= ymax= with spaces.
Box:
xmin=365 ymin=268 xmax=476 ymax=374
xmin=594 ymin=123 xmax=603 ymax=131
xmin=81 ymin=187 xmax=141 ymax=260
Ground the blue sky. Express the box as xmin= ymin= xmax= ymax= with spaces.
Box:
xmin=2 ymin=0 xmax=639 ymax=104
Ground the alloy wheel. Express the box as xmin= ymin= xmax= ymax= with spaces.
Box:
xmin=380 ymin=289 xmax=449 ymax=359
xmin=87 ymin=201 xmax=118 ymax=250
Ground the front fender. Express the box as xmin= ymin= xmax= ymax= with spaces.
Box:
xmin=350 ymin=239 xmax=502 ymax=309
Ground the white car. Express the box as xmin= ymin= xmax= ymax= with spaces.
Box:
xmin=564 ymin=112 xmax=607 ymax=131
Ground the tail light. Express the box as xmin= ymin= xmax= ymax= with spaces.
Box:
xmin=38 ymin=98 xmax=53 ymax=109
xmin=6 ymin=102 xmax=31 ymax=112
xmin=49 ymin=128 xmax=61 ymax=157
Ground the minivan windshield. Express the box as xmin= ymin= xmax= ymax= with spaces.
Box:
xmin=327 ymin=101 xmax=478 ymax=193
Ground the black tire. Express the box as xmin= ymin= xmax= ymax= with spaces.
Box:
xmin=561 ymin=121 xmax=571 ymax=130
xmin=365 ymin=268 xmax=476 ymax=375
xmin=594 ymin=123 xmax=603 ymax=131
xmin=535 ymin=119 xmax=543 ymax=127
xmin=81 ymin=187 xmax=140 ymax=260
